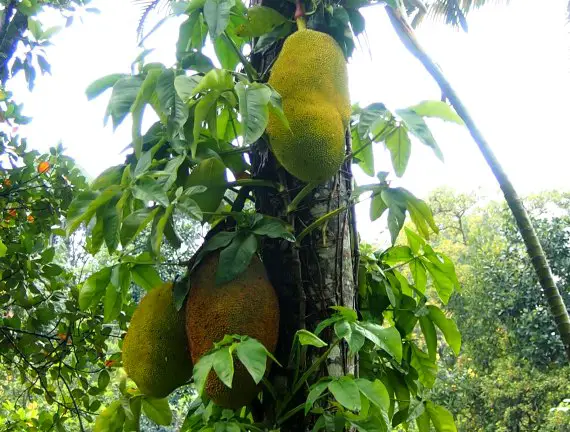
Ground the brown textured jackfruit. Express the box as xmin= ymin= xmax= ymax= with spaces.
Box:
xmin=267 ymin=29 xmax=351 ymax=183
xmin=122 ymin=283 xmax=193 ymax=398
xmin=185 ymin=252 xmax=279 ymax=409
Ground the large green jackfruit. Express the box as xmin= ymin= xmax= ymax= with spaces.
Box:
xmin=267 ymin=29 xmax=351 ymax=183
xmin=122 ymin=283 xmax=193 ymax=398
xmin=185 ymin=252 xmax=279 ymax=409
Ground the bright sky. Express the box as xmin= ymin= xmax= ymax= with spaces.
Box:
xmin=10 ymin=0 xmax=570 ymax=242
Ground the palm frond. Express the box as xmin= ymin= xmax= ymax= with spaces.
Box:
xmin=132 ymin=0 xmax=172 ymax=42
xmin=415 ymin=0 xmax=511 ymax=30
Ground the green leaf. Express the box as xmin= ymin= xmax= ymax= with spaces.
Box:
xmin=239 ymin=6 xmax=288 ymax=37
xmin=358 ymin=323 xmax=402 ymax=363
xmin=416 ymin=411 xmax=431 ymax=432
xmin=305 ymin=379 xmax=331 ymax=414
xmin=192 ymin=69 xmax=234 ymax=96
xmin=150 ymin=206 xmax=173 ymax=256
xmin=215 ymin=233 xmax=257 ymax=285
xmin=174 ymin=75 xmax=202 ymax=103
xmin=352 ymin=127 xmax=374 ymax=177
xmin=0 ymin=239 xmax=6 ymax=258
xmin=133 ymin=177 xmax=170 ymax=207
xmin=350 ymin=414 xmax=388 ymax=432
xmin=120 ymin=208 xmax=159 ymax=247
xmin=79 ymin=267 xmax=112 ymax=311
xmin=411 ymin=344 xmax=437 ymax=388
xmin=101 ymin=202 xmax=120 ymax=253
xmin=385 ymin=125 xmax=411 ymax=177
xmin=131 ymin=69 xmax=162 ymax=157
xmin=419 ymin=316 xmax=437 ymax=362
xmin=91 ymin=165 xmax=124 ymax=190
xmin=296 ymin=329 xmax=327 ymax=347
xmin=396 ymin=108 xmax=443 ymax=161
xmin=94 ymin=400 xmax=126 ymax=432
xmin=66 ymin=191 xmax=98 ymax=235
xmin=180 ymin=51 xmax=215 ymax=73
xmin=106 ymin=76 xmax=143 ymax=129
xmin=192 ymin=92 xmax=219 ymax=156
xmin=214 ymin=34 xmax=240 ymax=71
xmin=203 ymin=0 xmax=235 ymax=39
xmin=142 ymin=397 xmax=172 ymax=426
xmin=213 ymin=346 xmax=235 ymax=388
xmin=405 ymin=228 xmax=426 ymax=254
xmin=428 ymin=305 xmax=461 ymax=355
xmin=422 ymin=260 xmax=455 ymax=304
xmin=86 ymin=73 xmax=125 ymax=100
xmin=328 ymin=377 xmax=361 ymax=412
xmin=409 ymin=100 xmax=464 ymax=125
xmin=252 ymin=217 xmax=295 ymax=242
xmin=382 ymin=246 xmax=413 ymax=265
xmin=193 ymin=354 xmax=214 ymax=395
xmin=426 ymin=401 xmax=457 ymax=432
xmin=131 ymin=265 xmax=162 ymax=291
xmin=103 ymin=282 xmax=122 ymax=323
xmin=409 ymin=260 xmax=427 ymax=294
xmin=98 ymin=370 xmax=110 ymax=390
xmin=235 ymin=82 xmax=271 ymax=145
xmin=370 ymin=193 xmax=388 ymax=222
xmin=235 ymin=337 xmax=268 ymax=384
xmin=355 ymin=379 xmax=390 ymax=412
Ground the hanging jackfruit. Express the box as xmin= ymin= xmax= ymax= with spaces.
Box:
xmin=267 ymin=29 xmax=351 ymax=183
xmin=185 ymin=252 xmax=280 ymax=409
xmin=122 ymin=283 xmax=193 ymax=398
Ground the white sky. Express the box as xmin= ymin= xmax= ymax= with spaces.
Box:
xmin=9 ymin=0 xmax=570 ymax=242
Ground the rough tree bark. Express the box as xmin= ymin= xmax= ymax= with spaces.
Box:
xmin=250 ymin=4 xmax=358 ymax=429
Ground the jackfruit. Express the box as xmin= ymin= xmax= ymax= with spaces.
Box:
xmin=267 ymin=29 xmax=351 ymax=183
xmin=185 ymin=157 xmax=227 ymax=221
xmin=185 ymin=252 xmax=279 ymax=408
xmin=122 ymin=282 xmax=193 ymax=398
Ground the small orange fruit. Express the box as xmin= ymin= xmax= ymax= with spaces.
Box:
xmin=37 ymin=161 xmax=50 ymax=174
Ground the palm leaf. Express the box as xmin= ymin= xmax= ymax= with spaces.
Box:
xmin=132 ymin=0 xmax=172 ymax=41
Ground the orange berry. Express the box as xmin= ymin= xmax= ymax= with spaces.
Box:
xmin=37 ymin=161 xmax=50 ymax=174
xmin=3 ymin=179 xmax=11 ymax=187
xmin=7 ymin=209 xmax=16 ymax=218
xmin=27 ymin=215 xmax=34 ymax=223
xmin=104 ymin=360 xmax=116 ymax=368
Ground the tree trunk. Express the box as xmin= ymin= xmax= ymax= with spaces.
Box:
xmin=385 ymin=6 xmax=570 ymax=361
xmin=250 ymin=14 xmax=358 ymax=429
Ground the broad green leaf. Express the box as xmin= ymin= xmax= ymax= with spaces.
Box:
xmin=157 ymin=69 xmax=189 ymax=130
xmin=66 ymin=191 xmax=98 ymax=235
xmin=98 ymin=370 xmax=110 ymax=390
xmin=235 ymin=337 xmax=268 ymax=384
xmin=192 ymin=69 xmax=234 ymax=96
xmin=131 ymin=265 xmax=163 ymax=291
xmin=370 ymin=193 xmax=388 ymax=222
xmin=411 ymin=344 xmax=437 ymax=388
xmin=352 ymin=127 xmax=374 ymax=176
xmin=382 ymin=246 xmax=413 ymax=264
xmin=403 ymin=190 xmax=438 ymax=237
xmin=193 ymin=354 xmax=214 ymax=395
xmin=86 ymin=73 xmax=125 ymax=100
xmin=214 ymin=34 xmax=240 ymax=71
xmin=235 ymin=82 xmax=271 ymax=145
xmin=212 ymin=346 xmax=235 ymax=388
xmin=237 ymin=6 xmax=288 ymax=37
xmin=192 ymin=92 xmax=219 ymax=156
xmin=296 ymin=329 xmax=327 ymax=347
xmin=133 ymin=177 xmax=169 ymax=207
xmin=305 ymin=379 xmax=331 ymax=414
xmin=142 ymin=398 xmax=172 ymax=426
xmin=428 ymin=305 xmax=461 ymax=355
xmin=328 ymin=377 xmax=361 ymax=412
xmin=426 ymin=401 xmax=457 ymax=432
xmin=106 ymin=76 xmax=143 ymax=129
xmin=346 ymin=323 xmax=366 ymax=355
xmin=215 ymin=233 xmax=257 ymax=284
xmin=396 ymin=108 xmax=443 ymax=161
xmin=355 ymin=379 xmax=390 ymax=412
xmin=91 ymin=165 xmax=124 ymax=190
xmin=103 ymin=282 xmax=122 ymax=323
xmin=203 ymin=0 xmax=235 ymax=39
xmin=180 ymin=51 xmax=215 ymax=73
xmin=409 ymin=100 xmax=464 ymax=125
xmin=131 ymin=69 xmax=162 ymax=157
xmin=0 ymin=239 xmax=6 ymax=258
xmin=350 ymin=414 xmax=388 ymax=432
xmin=417 ymin=411 xmax=431 ymax=432
xmin=409 ymin=259 xmax=427 ymax=294
xmin=422 ymin=260 xmax=455 ymax=304
xmin=134 ymin=148 xmax=155 ymax=179
xmin=358 ymin=323 xmax=402 ymax=362
xmin=101 ymin=202 xmax=120 ymax=253
xmin=419 ymin=316 xmax=437 ymax=361
xmin=120 ymin=208 xmax=159 ymax=247
xmin=268 ymin=87 xmax=290 ymax=130
xmin=251 ymin=217 xmax=295 ymax=242
xmin=405 ymin=227 xmax=425 ymax=254
xmin=150 ymin=206 xmax=173 ymax=256
xmin=79 ymin=267 xmax=112 ymax=311
xmin=174 ymin=75 xmax=202 ymax=103
xmin=94 ymin=400 xmax=125 ymax=432
xmin=385 ymin=126 xmax=411 ymax=177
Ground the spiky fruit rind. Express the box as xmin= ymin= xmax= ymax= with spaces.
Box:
xmin=267 ymin=29 xmax=351 ymax=182
xmin=186 ymin=253 xmax=279 ymax=409
xmin=123 ymin=283 xmax=192 ymax=398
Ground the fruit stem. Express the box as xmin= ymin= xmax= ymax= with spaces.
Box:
xmin=295 ymin=0 xmax=306 ymax=30
xmin=287 ymin=181 xmax=319 ymax=213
